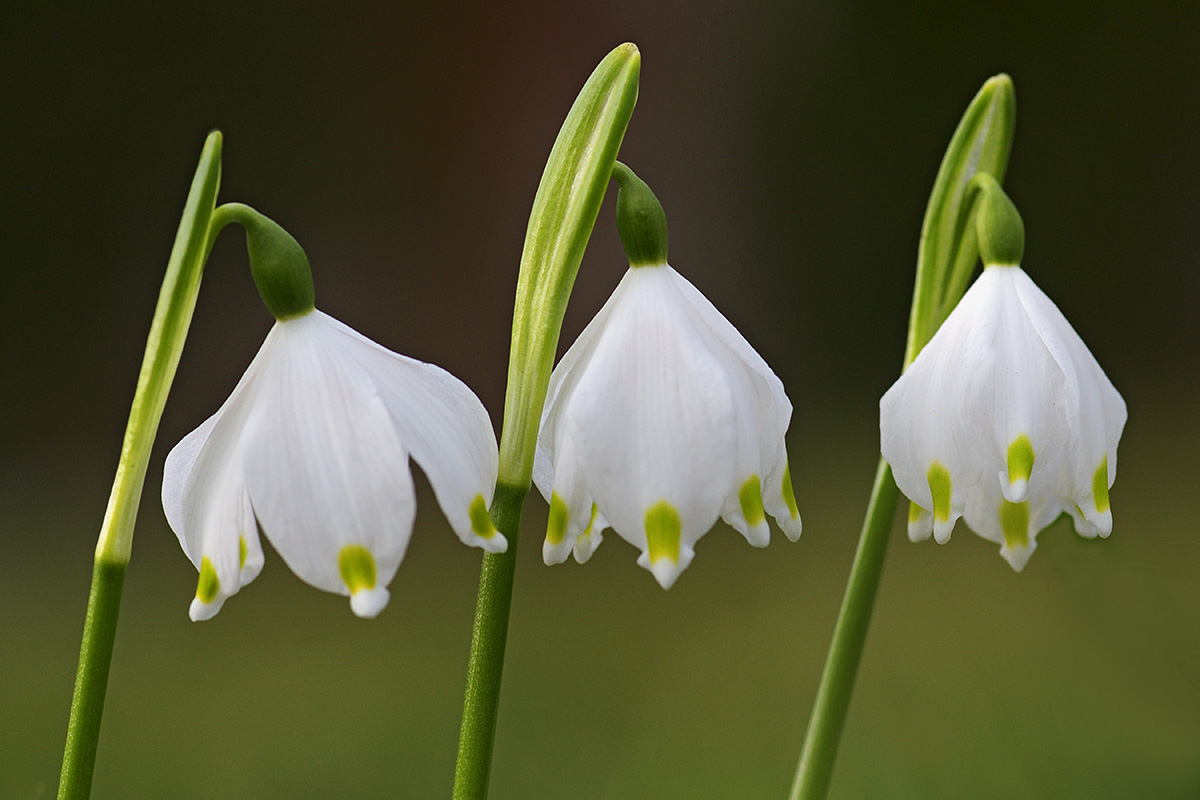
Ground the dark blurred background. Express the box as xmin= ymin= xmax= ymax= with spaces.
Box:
xmin=2 ymin=2 xmax=1198 ymax=798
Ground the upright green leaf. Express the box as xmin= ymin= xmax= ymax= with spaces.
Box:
xmin=498 ymin=43 xmax=640 ymax=486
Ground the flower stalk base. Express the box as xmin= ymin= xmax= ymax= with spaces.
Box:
xmin=453 ymin=482 xmax=528 ymax=800
xmin=789 ymin=460 xmax=899 ymax=800
xmin=58 ymin=558 xmax=127 ymax=800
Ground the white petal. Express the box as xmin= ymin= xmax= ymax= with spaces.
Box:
xmin=239 ymin=314 xmax=417 ymax=616
xmin=669 ymin=266 xmax=801 ymax=544
xmin=881 ymin=278 xmax=997 ymax=541
xmin=976 ymin=268 xmax=1070 ymax=499
xmin=349 ymin=587 xmax=390 ymax=619
xmin=761 ymin=441 xmax=802 ymax=542
xmin=558 ymin=267 xmax=737 ymax=570
xmin=637 ymin=544 xmax=695 ymax=590
xmin=319 ymin=313 xmax=504 ymax=553
xmin=963 ymin=470 xmax=1063 ymax=572
xmin=165 ymin=336 xmax=275 ymax=619
xmin=572 ymin=508 xmax=608 ymax=564
xmin=907 ymin=502 xmax=934 ymax=542
xmin=538 ymin=434 xmax=600 ymax=565
xmin=1013 ymin=270 xmax=1126 ymax=535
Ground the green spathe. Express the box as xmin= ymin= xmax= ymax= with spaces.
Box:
xmin=497 ymin=42 xmax=640 ymax=488
xmin=612 ymin=161 xmax=668 ymax=267
xmin=906 ymin=73 xmax=1015 ymax=367
xmin=214 ymin=202 xmax=316 ymax=320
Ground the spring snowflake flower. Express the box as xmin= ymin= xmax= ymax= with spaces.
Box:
xmin=532 ymin=164 xmax=801 ymax=588
xmin=880 ymin=179 xmax=1126 ymax=570
xmin=163 ymin=210 xmax=501 ymax=620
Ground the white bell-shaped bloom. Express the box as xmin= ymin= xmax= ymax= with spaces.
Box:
xmin=163 ymin=309 xmax=502 ymax=620
xmin=533 ymin=264 xmax=802 ymax=589
xmin=880 ymin=264 xmax=1126 ymax=570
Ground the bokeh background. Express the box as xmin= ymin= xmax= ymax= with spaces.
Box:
xmin=2 ymin=2 xmax=1198 ymax=798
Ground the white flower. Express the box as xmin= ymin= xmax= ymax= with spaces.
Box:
xmin=163 ymin=309 xmax=502 ymax=620
xmin=532 ymin=264 xmax=801 ymax=589
xmin=880 ymin=264 xmax=1126 ymax=570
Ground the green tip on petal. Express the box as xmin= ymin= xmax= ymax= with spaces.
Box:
xmin=739 ymin=475 xmax=766 ymax=527
xmin=338 ymin=545 xmax=377 ymax=595
xmin=644 ymin=500 xmax=682 ymax=564
xmin=1093 ymin=457 xmax=1110 ymax=513
xmin=612 ymin=161 xmax=669 ymax=268
xmin=782 ymin=463 xmax=799 ymax=519
xmin=999 ymin=499 xmax=1030 ymax=549
xmin=196 ymin=556 xmax=220 ymax=604
xmin=927 ymin=462 xmax=952 ymax=523
xmin=238 ymin=536 xmax=247 ymax=569
xmin=547 ymin=492 xmax=569 ymax=546
xmin=1007 ymin=434 xmax=1035 ymax=484
xmin=469 ymin=494 xmax=497 ymax=539
xmin=908 ymin=501 xmax=926 ymax=525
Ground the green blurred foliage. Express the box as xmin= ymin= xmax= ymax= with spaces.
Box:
xmin=1 ymin=1 xmax=1197 ymax=798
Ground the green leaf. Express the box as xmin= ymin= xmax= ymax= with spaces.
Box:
xmin=96 ymin=131 xmax=222 ymax=562
xmin=497 ymin=43 xmax=641 ymax=486
xmin=904 ymin=74 xmax=1015 ymax=367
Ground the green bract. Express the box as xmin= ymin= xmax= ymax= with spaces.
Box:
xmin=498 ymin=42 xmax=640 ymax=487
xmin=905 ymin=73 xmax=1015 ymax=366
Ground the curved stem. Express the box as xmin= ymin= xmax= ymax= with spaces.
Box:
xmin=452 ymin=483 xmax=528 ymax=799
xmin=788 ymin=459 xmax=900 ymax=800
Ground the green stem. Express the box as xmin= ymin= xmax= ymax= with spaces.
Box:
xmin=451 ymin=44 xmax=640 ymax=800
xmin=57 ymin=559 xmax=127 ymax=800
xmin=788 ymin=460 xmax=900 ymax=800
xmin=57 ymin=132 xmax=223 ymax=800
xmin=452 ymin=482 xmax=528 ymax=799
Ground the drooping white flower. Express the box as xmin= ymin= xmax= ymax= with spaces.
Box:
xmin=532 ymin=262 xmax=802 ymax=588
xmin=163 ymin=309 xmax=502 ymax=620
xmin=531 ymin=163 xmax=800 ymax=588
xmin=880 ymin=263 xmax=1126 ymax=570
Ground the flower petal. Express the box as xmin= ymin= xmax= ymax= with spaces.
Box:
xmin=239 ymin=314 xmax=416 ymax=618
xmin=881 ymin=277 xmax=998 ymax=541
xmin=558 ymin=267 xmax=738 ymax=579
xmin=963 ymin=471 xmax=1063 ymax=572
xmin=163 ymin=336 xmax=275 ymax=620
xmin=318 ymin=313 xmax=504 ymax=553
xmin=1013 ymin=269 xmax=1126 ymax=536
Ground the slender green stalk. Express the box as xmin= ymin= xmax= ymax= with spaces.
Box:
xmin=788 ymin=76 xmax=1018 ymax=800
xmin=452 ymin=44 xmax=640 ymax=800
xmin=787 ymin=461 xmax=899 ymax=800
xmin=452 ymin=483 xmax=527 ymax=798
xmin=58 ymin=132 xmax=223 ymax=800
xmin=56 ymin=559 xmax=126 ymax=800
